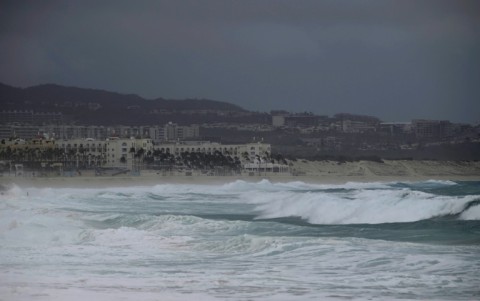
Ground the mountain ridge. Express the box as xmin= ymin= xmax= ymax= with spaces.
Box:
xmin=0 ymin=82 xmax=254 ymax=125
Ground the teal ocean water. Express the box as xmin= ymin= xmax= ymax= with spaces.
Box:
xmin=1 ymin=180 xmax=479 ymax=300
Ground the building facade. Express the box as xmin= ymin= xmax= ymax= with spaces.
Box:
xmin=0 ymin=110 xmax=63 ymax=125
xmin=412 ymin=120 xmax=452 ymax=138
xmin=56 ymin=137 xmax=154 ymax=168
xmin=154 ymin=141 xmax=271 ymax=163
xmin=0 ymin=137 xmax=56 ymax=151
xmin=0 ymin=123 xmax=200 ymax=142
xmin=105 ymin=137 xmax=154 ymax=168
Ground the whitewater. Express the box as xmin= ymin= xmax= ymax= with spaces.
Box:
xmin=0 ymin=180 xmax=479 ymax=300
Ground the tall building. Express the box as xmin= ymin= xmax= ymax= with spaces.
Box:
xmin=412 ymin=120 xmax=452 ymax=138
xmin=334 ymin=113 xmax=380 ymax=133
xmin=164 ymin=122 xmax=200 ymax=141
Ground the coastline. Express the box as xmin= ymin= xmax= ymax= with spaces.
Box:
xmin=2 ymin=160 xmax=479 ymax=188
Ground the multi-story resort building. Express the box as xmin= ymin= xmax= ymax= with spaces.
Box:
xmin=105 ymin=137 xmax=154 ymax=168
xmin=412 ymin=119 xmax=453 ymax=139
xmin=1 ymin=136 xmax=279 ymax=173
xmin=53 ymin=139 xmax=271 ymax=168
xmin=54 ymin=137 xmax=154 ymax=169
xmin=155 ymin=141 xmax=271 ymax=162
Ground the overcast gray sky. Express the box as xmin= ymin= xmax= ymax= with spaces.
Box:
xmin=1 ymin=0 xmax=479 ymax=123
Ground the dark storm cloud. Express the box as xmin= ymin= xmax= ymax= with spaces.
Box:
xmin=1 ymin=0 xmax=479 ymax=123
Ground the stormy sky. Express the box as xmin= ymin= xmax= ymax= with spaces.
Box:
xmin=1 ymin=0 xmax=479 ymax=123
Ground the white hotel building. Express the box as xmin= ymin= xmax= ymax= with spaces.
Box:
xmin=105 ymin=137 xmax=154 ymax=168
xmin=56 ymin=137 xmax=154 ymax=168
xmin=55 ymin=138 xmax=272 ymax=169
xmin=154 ymin=141 xmax=271 ymax=162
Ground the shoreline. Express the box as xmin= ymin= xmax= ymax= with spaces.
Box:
xmin=2 ymin=160 xmax=479 ymax=188
xmin=2 ymin=174 xmax=479 ymax=189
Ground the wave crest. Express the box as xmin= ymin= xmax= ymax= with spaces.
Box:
xmin=252 ymin=188 xmax=479 ymax=224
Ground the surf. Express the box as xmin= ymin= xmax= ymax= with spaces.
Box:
xmin=1 ymin=180 xmax=480 ymax=301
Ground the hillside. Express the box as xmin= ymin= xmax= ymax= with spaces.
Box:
xmin=0 ymin=83 xmax=250 ymax=125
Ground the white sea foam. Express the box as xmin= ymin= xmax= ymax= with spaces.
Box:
xmin=1 ymin=181 xmax=479 ymax=300
xmin=221 ymin=179 xmax=392 ymax=192
xmin=251 ymin=188 xmax=479 ymax=224
xmin=423 ymin=179 xmax=458 ymax=185
xmin=460 ymin=202 xmax=480 ymax=220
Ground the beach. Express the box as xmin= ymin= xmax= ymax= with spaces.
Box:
xmin=2 ymin=160 xmax=479 ymax=188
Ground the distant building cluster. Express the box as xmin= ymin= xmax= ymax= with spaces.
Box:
xmin=0 ymin=110 xmax=63 ymax=125
xmin=272 ymin=113 xmax=322 ymax=128
xmin=2 ymin=108 xmax=476 ymax=143
xmin=269 ymin=111 xmax=476 ymax=140
xmin=272 ymin=112 xmax=385 ymax=134
xmin=0 ymin=122 xmax=199 ymax=142
xmin=1 ymin=105 xmax=478 ymax=163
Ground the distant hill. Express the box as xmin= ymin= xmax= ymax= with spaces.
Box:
xmin=0 ymin=82 xmax=255 ymax=125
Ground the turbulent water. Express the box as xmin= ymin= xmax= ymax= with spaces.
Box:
xmin=1 ymin=180 xmax=479 ymax=300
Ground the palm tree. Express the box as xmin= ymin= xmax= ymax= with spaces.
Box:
xmin=242 ymin=151 xmax=250 ymax=163
xmin=135 ymin=147 xmax=145 ymax=170
xmin=67 ymin=149 xmax=75 ymax=167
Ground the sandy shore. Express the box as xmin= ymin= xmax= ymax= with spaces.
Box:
xmin=1 ymin=160 xmax=479 ymax=188
xmin=289 ymin=159 xmax=480 ymax=181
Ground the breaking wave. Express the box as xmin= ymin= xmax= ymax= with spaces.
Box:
xmin=250 ymin=186 xmax=480 ymax=224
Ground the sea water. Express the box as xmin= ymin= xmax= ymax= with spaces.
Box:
xmin=0 ymin=180 xmax=479 ymax=300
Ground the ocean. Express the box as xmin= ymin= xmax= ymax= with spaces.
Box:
xmin=1 ymin=180 xmax=479 ymax=300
